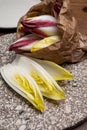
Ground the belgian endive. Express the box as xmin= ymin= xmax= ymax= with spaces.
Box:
xmin=9 ymin=34 xmax=41 ymax=52
xmin=9 ymin=34 xmax=61 ymax=52
xmin=21 ymin=15 xmax=59 ymax=38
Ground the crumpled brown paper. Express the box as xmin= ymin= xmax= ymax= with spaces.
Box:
xmin=17 ymin=0 xmax=87 ymax=64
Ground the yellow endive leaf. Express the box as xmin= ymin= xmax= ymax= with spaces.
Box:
xmin=30 ymin=58 xmax=73 ymax=81
xmin=30 ymin=71 xmax=66 ymax=100
xmin=30 ymin=35 xmax=60 ymax=52
xmin=0 ymin=64 xmax=44 ymax=112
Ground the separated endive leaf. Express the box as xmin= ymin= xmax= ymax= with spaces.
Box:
xmin=0 ymin=64 xmax=44 ymax=112
xmin=30 ymin=58 xmax=73 ymax=80
xmin=12 ymin=55 xmax=66 ymax=100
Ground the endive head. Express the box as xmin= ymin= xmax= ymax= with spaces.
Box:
xmin=9 ymin=34 xmax=41 ymax=52
xmin=21 ymin=15 xmax=59 ymax=38
xmin=9 ymin=34 xmax=61 ymax=52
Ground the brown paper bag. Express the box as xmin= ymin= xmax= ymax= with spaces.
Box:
xmin=17 ymin=0 xmax=87 ymax=64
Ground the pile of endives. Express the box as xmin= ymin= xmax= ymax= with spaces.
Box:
xmin=0 ymin=55 xmax=73 ymax=112
xmin=9 ymin=15 xmax=61 ymax=52
xmin=1 ymin=15 xmax=73 ymax=112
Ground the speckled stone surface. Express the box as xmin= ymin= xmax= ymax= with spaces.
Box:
xmin=0 ymin=34 xmax=87 ymax=130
